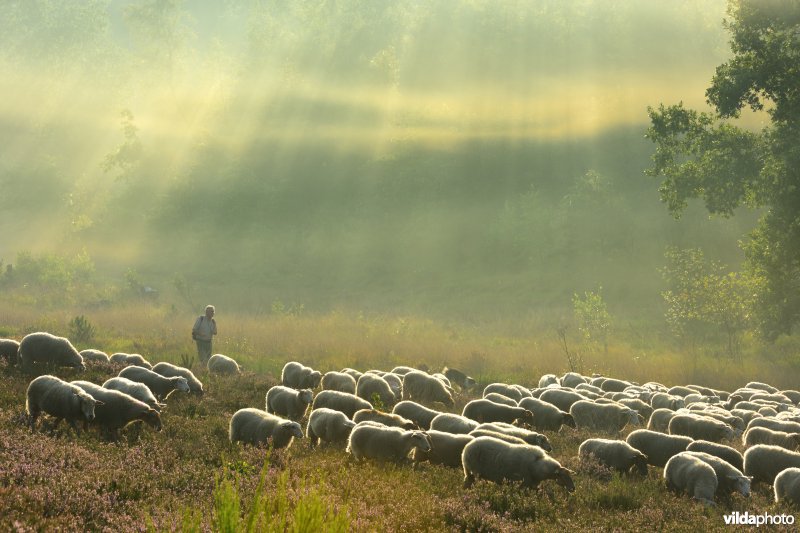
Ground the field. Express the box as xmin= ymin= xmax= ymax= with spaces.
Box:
xmin=1 ymin=305 xmax=798 ymax=532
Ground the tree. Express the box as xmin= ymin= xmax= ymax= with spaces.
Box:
xmin=645 ymin=0 xmax=800 ymax=339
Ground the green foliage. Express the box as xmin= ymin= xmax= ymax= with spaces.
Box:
xmin=370 ymin=392 xmax=385 ymax=411
xmin=573 ymin=287 xmax=611 ymax=354
xmin=68 ymin=315 xmax=95 ymax=344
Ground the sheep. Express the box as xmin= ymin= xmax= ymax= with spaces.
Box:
xmin=430 ymin=413 xmax=479 ymax=435
xmin=281 ymin=361 xmax=322 ymax=389
xmin=306 ymin=408 xmax=356 ymax=446
xmin=356 ymin=373 xmax=396 ymax=408
xmin=0 ymin=338 xmax=19 ymax=366
xmin=432 ymin=373 xmax=452 ymax=388
xmin=402 ymin=370 xmax=455 ymax=407
xmin=686 ymin=440 xmax=744 ymax=471
xmin=569 ymin=400 xmax=639 ymax=433
xmin=561 ymin=372 xmax=588 ymax=388
xmin=207 ymin=353 xmax=241 ymax=375
xmin=750 ymin=392 xmax=793 ymax=405
xmin=539 ymin=388 xmax=586 ymax=413
xmin=746 ymin=381 xmax=779 ymax=394
xmin=647 ymin=408 xmax=678 ymax=433
xmin=461 ymin=436 xmax=575 ymax=491
xmin=18 ymin=332 xmax=85 ymax=373
xmin=483 ymin=383 xmax=525 ymax=402
xmin=468 ymin=429 xmax=529 ymax=445
xmin=26 ymin=375 xmax=101 ymax=435
xmin=79 ymin=349 xmax=110 ymax=363
xmin=483 ymin=393 xmax=518 ymax=407
xmin=667 ymin=385 xmax=696 ymax=397
xmin=340 ymin=368 xmax=363 ymax=381
xmin=664 ymin=452 xmax=718 ymax=506
xmin=578 ymin=438 xmax=648 ymax=476
xmin=668 ymin=413 xmax=735 ymax=443
xmin=781 ymin=390 xmax=800 ymax=405
xmin=626 ymin=429 xmax=693 ymax=468
xmin=538 ymin=374 xmax=560 ymax=388
xmin=651 ymin=393 xmax=685 ymax=411
xmin=743 ymin=426 xmax=800 ymax=451
xmin=518 ymin=397 xmax=576 ymax=431
xmin=392 ymin=401 xmax=441 ymax=430
xmin=390 ymin=365 xmax=418 ymax=376
xmin=102 ymin=376 xmax=165 ymax=412
xmin=442 ymin=367 xmax=476 ymax=390
xmin=685 ymin=406 xmax=745 ymax=432
xmin=774 ymin=467 xmax=800 ymax=505
xmin=152 ymin=362 xmax=205 ymax=395
xmin=71 ymin=380 xmax=161 ymax=440
xmin=118 ymin=365 xmax=190 ymax=401
xmin=382 ymin=373 xmax=403 ymax=400
xmin=576 ymin=383 xmax=604 ymax=395
xmin=686 ymin=384 xmax=718 ymax=397
xmin=266 ymin=385 xmax=313 ymax=421
xmin=474 ymin=422 xmax=552 ymax=451
xmin=730 ymin=408 xmax=763 ymax=426
xmin=413 ymin=430 xmax=474 ymax=467
xmin=748 ymin=417 xmax=800 ymax=434
xmin=353 ymin=408 xmax=417 ymax=429
xmin=346 ymin=423 xmax=431 ymax=463
xmin=229 ymin=408 xmax=303 ymax=448
xmin=617 ymin=398 xmax=653 ymax=421
xmin=109 ymin=353 xmax=152 ymax=369
xmin=600 ymin=378 xmax=633 ymax=393
xmin=462 ymin=399 xmax=534 ymax=427
xmin=311 ymin=390 xmax=372 ymax=418
xmin=682 ymin=451 xmax=751 ymax=497
xmin=321 ymin=371 xmax=357 ymax=394
xmin=744 ymin=445 xmax=800 ymax=484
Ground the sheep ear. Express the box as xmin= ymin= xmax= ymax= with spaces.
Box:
xmin=94 ymin=400 xmax=105 ymax=406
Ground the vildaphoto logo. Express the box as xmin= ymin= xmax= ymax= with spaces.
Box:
xmin=723 ymin=511 xmax=795 ymax=527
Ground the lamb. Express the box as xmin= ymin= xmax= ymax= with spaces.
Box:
xmin=412 ymin=430 xmax=474 ymax=467
xmin=79 ymin=349 xmax=110 ymax=363
xmin=668 ymin=413 xmax=735 ymax=443
xmin=306 ymin=408 xmax=356 ymax=446
xmin=774 ymin=467 xmax=800 ymax=505
xmin=569 ymin=400 xmax=639 ymax=432
xmin=102 ymin=376 xmax=165 ymax=412
xmin=353 ymin=408 xmax=417 ymax=429
xmin=346 ymin=423 xmax=431 ymax=463
xmin=686 ymin=440 xmax=744 ymax=471
xmin=539 ymin=388 xmax=586 ymax=412
xmin=743 ymin=426 xmax=800 ymax=451
xmin=0 ymin=338 xmax=19 ymax=366
xmin=430 ymin=413 xmax=479 ymax=434
xmin=109 ymin=353 xmax=152 ymax=369
xmin=356 ymin=373 xmax=396 ymax=408
xmin=744 ymin=445 xmax=800 ymax=484
xmin=474 ymin=422 xmax=552 ymax=451
xmin=26 ymin=375 xmax=101 ymax=435
xmin=650 ymin=393 xmax=685 ymax=411
xmin=18 ymin=332 xmax=85 ymax=373
xmin=462 ymin=399 xmax=535 ymax=426
xmin=321 ymin=371 xmax=357 ymax=394
xmin=281 ymin=361 xmax=322 ymax=389
xmin=207 ymin=353 xmax=241 ymax=375
xmin=266 ymin=385 xmax=313 ymax=421
xmin=483 ymin=383 xmax=526 ymax=402
xmin=229 ymin=408 xmax=303 ymax=448
xmin=118 ymin=365 xmax=190 ymax=401
xmin=152 ymin=362 xmax=205 ymax=395
xmin=518 ymin=397 xmax=576 ymax=431
xmin=461 ymin=436 xmax=575 ymax=491
xmin=71 ymin=380 xmax=161 ymax=440
xmin=483 ymin=393 xmax=518 ymax=407
xmin=402 ymin=370 xmax=455 ymax=407
xmin=311 ymin=390 xmax=372 ymax=418
xmin=578 ymin=438 xmax=648 ymax=476
xmin=626 ymin=429 xmax=693 ymax=468
xmin=664 ymin=452 xmax=718 ymax=506
xmin=682 ymin=451 xmax=751 ymax=497
xmin=392 ymin=401 xmax=441 ymax=430
xmin=442 ymin=367 xmax=476 ymax=390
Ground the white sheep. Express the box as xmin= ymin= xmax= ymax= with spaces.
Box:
xmin=664 ymin=452 xmax=718 ymax=506
xmin=306 ymin=408 xmax=356 ymax=446
xmin=537 ymin=374 xmax=560 ymax=388
xmin=0 ymin=338 xmax=19 ymax=366
xmin=617 ymin=398 xmax=654 ymax=421
xmin=152 ymin=362 xmax=204 ymax=395
xmin=626 ymin=429 xmax=693 ymax=468
xmin=71 ymin=380 xmax=161 ymax=440
xmin=321 ymin=371 xmax=357 ymax=394
xmin=744 ymin=445 xmax=800 ymax=484
xmin=311 ymin=390 xmax=372 ymax=418
xmin=474 ymin=422 xmax=552 ymax=451
xmin=538 ymin=388 xmax=586 ymax=412
xmin=207 ymin=353 xmax=241 ymax=375
xmin=412 ymin=430 xmax=474 ymax=468
xmin=668 ymin=413 xmax=735 ymax=443
xmin=462 ymin=399 xmax=534 ymax=426
xmin=461 ymin=436 xmax=575 ymax=491
xmin=560 ymin=372 xmax=588 ymax=388
xmin=650 ymin=393 xmax=686 ymax=411
xmin=346 ymin=423 xmax=431 ymax=463
xmin=781 ymin=390 xmax=800 ymax=405
xmin=392 ymin=401 xmax=441 ymax=430
xmin=518 ymin=397 xmax=576 ymax=431
xmin=102 ymin=376 xmax=165 ymax=412
xmin=483 ymin=383 xmax=526 ymax=402
xmin=442 ymin=367 xmax=476 ymax=390
xmin=746 ymin=381 xmax=779 ymax=394
xmin=356 ymin=373 xmax=396 ymax=408
xmin=109 ymin=353 xmax=152 ymax=369
xmin=402 ymin=370 xmax=455 ymax=407
xmin=483 ymin=392 xmax=518 ymax=407
xmin=265 ymin=385 xmax=313 ymax=421
xmin=467 ymin=429 xmax=529 ymax=446
xmin=648 ymin=408 xmax=678 ymax=433
xmin=353 ymin=409 xmax=417 ymax=429
xmin=682 ymin=450 xmax=751 ymax=497
xmin=743 ymin=426 xmax=800 ymax=451
xmin=118 ymin=365 xmax=190 ymax=401
xmin=600 ymin=378 xmax=632 ymax=393
xmin=281 ymin=361 xmax=322 ymax=389
xmin=747 ymin=417 xmax=800 ymax=435
xmin=430 ymin=413 xmax=479 ymax=435
xmin=390 ymin=365 xmax=418 ymax=376
xmin=569 ymin=400 xmax=639 ymax=432
xmin=578 ymin=438 xmax=648 ymax=476
xmin=774 ymin=467 xmax=800 ymax=505
xmin=686 ymin=440 xmax=744 ymax=472
xmin=576 ymin=383 xmax=604 ymax=395
xmin=382 ymin=373 xmax=403 ymax=399
xmin=18 ymin=332 xmax=85 ymax=373
xmin=79 ymin=349 xmax=110 ymax=363
xmin=229 ymin=408 xmax=303 ymax=448
xmin=340 ymin=368 xmax=364 ymax=381
xmin=26 ymin=375 xmax=101 ymax=435
xmin=668 ymin=385 xmax=696 ymax=397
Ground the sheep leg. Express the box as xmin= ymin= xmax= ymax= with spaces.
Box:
xmin=463 ymin=472 xmax=475 ymax=489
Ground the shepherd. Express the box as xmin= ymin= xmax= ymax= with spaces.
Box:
xmin=192 ymin=305 xmax=217 ymax=364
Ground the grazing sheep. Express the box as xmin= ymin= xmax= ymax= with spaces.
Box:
xmin=353 ymin=409 xmax=417 ymax=429
xmin=746 ymin=381 xmax=779 ymax=394
xmin=306 ymin=408 xmax=356 ymax=446
xmin=483 ymin=392 xmax=518 ymax=407
xmin=340 ymin=368 xmax=364 ymax=381
xmin=382 ymin=373 xmax=403 ymax=399
xmin=683 ymin=451 xmax=751 ymax=497
xmin=402 ymin=371 xmax=455 ymax=407
xmin=617 ymin=398 xmax=654 ymax=420
xmin=744 ymin=445 xmax=800 ymax=484
xmin=538 ymin=374 xmax=560 ymax=388
xmin=118 ymin=365 xmax=190 ymax=401
xmin=518 ymin=397 xmax=576 ymax=431
xmin=356 ymin=373 xmax=396 ymax=408
xmin=461 ymin=436 xmax=575 ymax=491
xmin=686 ymin=440 xmax=744 ymax=471
xmin=600 ymin=378 xmax=632 ymax=393
xmin=686 ymin=406 xmax=745 ymax=431
xmin=647 ymin=408 xmax=678 ymax=433
xmin=432 ymin=373 xmax=452 ymax=388
xmin=0 ymin=338 xmax=19 ymax=366
xmin=281 ymin=361 xmax=322 ymax=389
xmin=463 ymin=399 xmax=534 ymax=426
xmin=576 ymin=383 xmax=604 ymax=395
xmin=346 ymin=423 xmax=431 ymax=463
xmin=109 ymin=353 xmax=152 ymax=369
xmin=311 ymin=390 xmax=372 ymax=419
xmin=102 ymin=376 xmax=165 ymax=412
xmin=664 ymin=452 xmax=718 ymax=506
xmin=266 ymin=385 xmax=313 ymax=421
xmin=26 ymin=375 xmax=101 ymax=435
xmin=774 ymin=467 xmax=800 ymax=505
xmin=430 ymin=413 xmax=479 ymax=435
xmin=651 ymin=393 xmax=685 ymax=411
xmin=750 ymin=392 xmax=793 ymax=405
xmin=668 ymin=413 xmax=735 ymax=443
xmin=229 ymin=408 xmax=303 ymax=448
xmin=539 ymin=388 xmax=586 ymax=412
xmin=18 ymin=332 xmax=85 ymax=373
xmin=152 ymin=362 xmax=204 ymax=395
xmin=730 ymin=409 xmax=763 ymax=426
xmin=781 ymin=390 xmax=800 ymax=405
xmin=474 ymin=422 xmax=551 ymax=451
xmin=392 ymin=401 xmax=441 ymax=430
xmin=561 ymin=372 xmax=588 ymax=388
xmin=207 ymin=353 xmax=241 ymax=375
xmin=743 ymin=426 xmax=800 ymax=451
xmin=442 ymin=367 xmax=476 ymax=390
xmin=413 ymin=430 xmax=474 ymax=468
xmin=390 ymin=366 xmax=418 ymax=376
xmin=748 ymin=417 xmax=800 ymax=435
xmin=321 ymin=371 xmax=357 ymax=394
xmin=626 ymin=429 xmax=693 ymax=468
xmin=78 ymin=349 xmax=109 ymax=363
xmin=569 ymin=400 xmax=639 ymax=433
xmin=483 ymin=383 xmax=526 ymax=402
xmin=71 ymin=380 xmax=161 ymax=440
xmin=468 ymin=429 xmax=529 ymax=446
xmin=578 ymin=438 xmax=648 ymax=476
